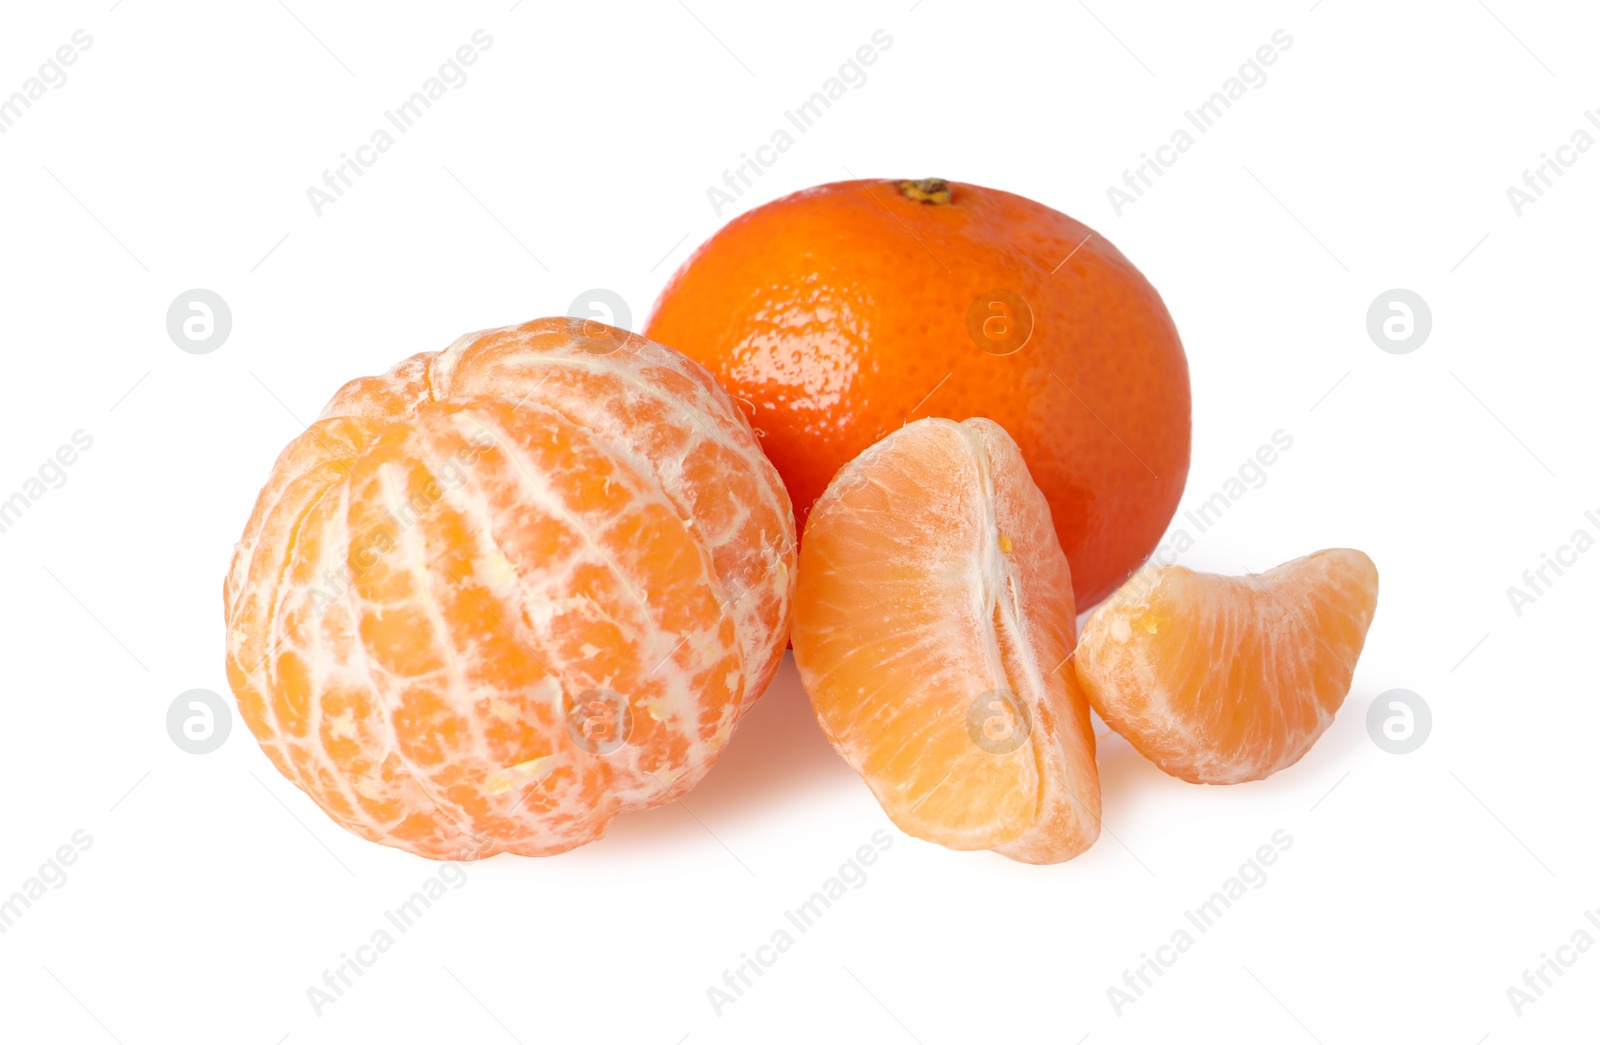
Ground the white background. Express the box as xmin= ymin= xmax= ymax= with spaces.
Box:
xmin=1 ymin=0 xmax=1596 ymax=1041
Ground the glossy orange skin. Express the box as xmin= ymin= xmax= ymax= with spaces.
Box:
xmin=646 ymin=179 xmax=1191 ymax=607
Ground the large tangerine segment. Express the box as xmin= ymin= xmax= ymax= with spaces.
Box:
xmin=791 ymin=417 xmax=1100 ymax=864
xmin=1074 ymin=549 xmax=1379 ymax=784
xmin=224 ymin=318 xmax=795 ymax=859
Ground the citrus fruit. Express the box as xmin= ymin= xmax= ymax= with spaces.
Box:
xmin=1074 ymin=550 xmax=1379 ymax=785
xmin=645 ymin=177 xmax=1190 ymax=607
xmin=223 ymin=317 xmax=795 ymax=859
xmin=790 ymin=416 xmax=1101 ymax=864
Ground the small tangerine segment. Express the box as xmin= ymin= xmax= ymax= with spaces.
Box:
xmin=1074 ymin=549 xmax=1379 ymax=784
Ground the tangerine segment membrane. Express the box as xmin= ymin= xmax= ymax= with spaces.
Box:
xmin=320 ymin=318 xmax=794 ymax=709
xmin=226 ymin=398 xmax=742 ymax=858
xmin=225 ymin=318 xmax=793 ymax=859
xmin=793 ymin=417 xmax=1100 ymax=863
xmin=1075 ymin=550 xmax=1378 ymax=785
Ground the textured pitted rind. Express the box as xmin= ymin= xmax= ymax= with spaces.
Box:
xmin=646 ymin=178 xmax=1192 ymax=607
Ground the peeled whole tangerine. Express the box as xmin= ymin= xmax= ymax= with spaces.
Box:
xmin=224 ymin=317 xmax=795 ymax=859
